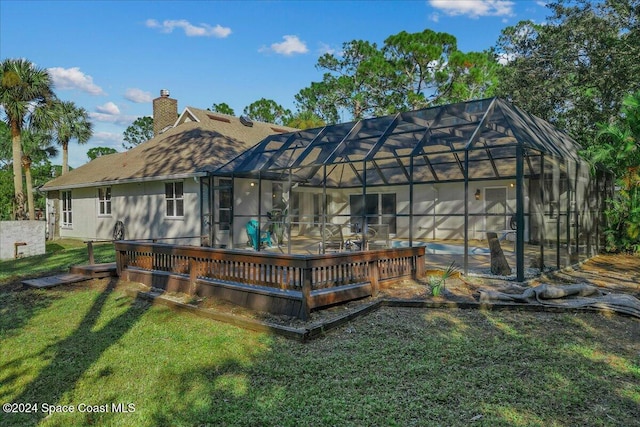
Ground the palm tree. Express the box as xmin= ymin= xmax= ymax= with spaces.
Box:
xmin=0 ymin=58 xmax=54 ymax=219
xmin=21 ymin=130 xmax=58 ymax=219
xmin=587 ymin=91 xmax=640 ymax=251
xmin=51 ymin=100 xmax=93 ymax=174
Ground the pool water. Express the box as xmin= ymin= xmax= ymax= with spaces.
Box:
xmin=390 ymin=240 xmax=490 ymax=255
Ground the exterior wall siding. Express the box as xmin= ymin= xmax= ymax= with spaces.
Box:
xmin=53 ymin=179 xmax=201 ymax=245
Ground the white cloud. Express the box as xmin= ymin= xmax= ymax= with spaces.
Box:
xmin=89 ymin=112 xmax=137 ymax=126
xmin=124 ymin=88 xmax=153 ymax=103
xmin=317 ymin=42 xmax=336 ymax=56
xmin=48 ymin=67 xmax=105 ymax=95
xmin=93 ymin=131 xmax=122 ymax=143
xmin=260 ymin=35 xmax=308 ymax=56
xmin=96 ymin=102 xmax=120 ymax=115
xmin=146 ymin=18 xmax=231 ymax=38
xmin=428 ymin=0 xmax=515 ymax=18
xmin=91 ymin=132 xmax=123 ymax=150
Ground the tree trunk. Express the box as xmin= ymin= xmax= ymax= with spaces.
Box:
xmin=62 ymin=141 xmax=69 ymax=174
xmin=487 ymin=232 xmax=512 ymax=276
xmin=11 ymin=120 xmax=26 ymax=220
xmin=23 ymin=156 xmax=35 ymax=220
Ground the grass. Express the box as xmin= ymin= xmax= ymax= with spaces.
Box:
xmin=1 ymin=275 xmax=639 ymax=426
xmin=1 ymin=242 xmax=639 ymax=425
xmin=0 ymin=239 xmax=116 ymax=284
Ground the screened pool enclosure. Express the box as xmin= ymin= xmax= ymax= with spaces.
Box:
xmin=200 ymin=98 xmax=610 ymax=281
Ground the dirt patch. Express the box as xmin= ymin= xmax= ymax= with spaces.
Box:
xmin=17 ymin=254 xmax=639 ymax=332
xmin=533 ymin=253 xmax=640 ymax=297
xmin=129 ymin=254 xmax=638 ymax=330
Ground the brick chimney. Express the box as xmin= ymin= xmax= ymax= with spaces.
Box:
xmin=153 ymin=89 xmax=178 ymax=136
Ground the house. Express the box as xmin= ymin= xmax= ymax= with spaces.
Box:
xmin=41 ymin=90 xmax=296 ymax=245
xmin=207 ymin=97 xmax=610 ymax=280
xmin=43 ymin=95 xmax=609 ymax=281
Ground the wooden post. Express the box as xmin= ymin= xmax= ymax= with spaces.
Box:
xmin=415 ymin=249 xmax=425 ymax=278
xmin=300 ymin=265 xmax=312 ymax=320
xmin=116 ymin=250 xmax=128 ymax=278
xmin=189 ymin=258 xmax=200 ymax=296
xmin=87 ymin=241 xmax=95 ymax=265
xmin=369 ymin=260 xmax=379 ymax=297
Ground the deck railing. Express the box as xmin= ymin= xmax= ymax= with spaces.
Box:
xmin=115 ymin=241 xmax=425 ymax=319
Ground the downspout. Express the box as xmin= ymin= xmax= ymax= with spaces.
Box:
xmin=409 ymin=156 xmax=414 ymax=246
xmin=566 ymin=167 xmax=572 ymax=266
xmin=464 ymin=148 xmax=469 ymax=277
xmin=539 ymin=155 xmax=545 ymax=267
xmin=287 ymin=170 xmax=292 ymax=255
xmin=199 ymin=175 xmax=204 ymax=245
xmin=516 ymin=144 xmax=525 ymax=282
xmin=362 ymin=160 xmax=367 ymax=249
xmin=257 ymin=172 xmax=262 ymax=252
xmin=230 ymin=173 xmax=235 ymax=249
xmin=322 ymin=164 xmax=327 ymax=254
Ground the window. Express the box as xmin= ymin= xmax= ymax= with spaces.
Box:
xmin=272 ymin=182 xmax=286 ymax=211
xmin=381 ymin=193 xmax=397 ymax=233
xmin=98 ymin=187 xmax=111 ymax=215
xmin=350 ymin=193 xmax=397 ymax=233
xmin=165 ymin=181 xmax=184 ymax=217
xmin=313 ymin=193 xmax=322 ymax=224
xmin=61 ymin=190 xmax=72 ymax=227
xmin=218 ymin=179 xmax=232 ymax=231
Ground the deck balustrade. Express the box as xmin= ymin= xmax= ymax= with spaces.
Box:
xmin=115 ymin=241 xmax=425 ymax=319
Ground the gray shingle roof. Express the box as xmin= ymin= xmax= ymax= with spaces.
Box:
xmin=42 ymin=108 xmax=296 ymax=190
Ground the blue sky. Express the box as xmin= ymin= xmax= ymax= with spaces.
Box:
xmin=1 ymin=0 xmax=550 ymax=168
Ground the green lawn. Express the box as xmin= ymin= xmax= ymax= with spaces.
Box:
xmin=0 ymin=239 xmax=116 ymax=284
xmin=0 ymin=242 xmax=639 ymax=426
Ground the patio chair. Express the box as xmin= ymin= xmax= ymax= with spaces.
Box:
xmin=246 ymin=219 xmax=272 ymax=250
xmin=318 ymin=223 xmax=345 ymax=253
xmin=367 ymin=224 xmax=389 ymax=249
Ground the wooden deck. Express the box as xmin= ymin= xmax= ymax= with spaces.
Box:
xmin=115 ymin=241 xmax=425 ymax=320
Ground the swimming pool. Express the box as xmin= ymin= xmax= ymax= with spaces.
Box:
xmin=389 ymin=240 xmax=490 ymax=255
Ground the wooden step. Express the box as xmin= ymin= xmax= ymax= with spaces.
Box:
xmin=69 ymin=262 xmax=118 ymax=278
xmin=22 ymin=273 xmax=91 ymax=288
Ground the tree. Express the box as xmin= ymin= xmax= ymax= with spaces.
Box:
xmin=21 ymin=129 xmax=58 ymax=219
xmin=122 ymin=116 xmax=153 ymax=149
xmin=0 ymin=122 xmax=57 ymax=220
xmin=284 ymin=110 xmax=326 ymax=130
xmin=383 ymin=29 xmax=459 ymax=110
xmin=0 ymin=58 xmax=54 ymax=219
xmin=305 ymin=40 xmax=397 ymax=120
xmin=294 ymin=82 xmax=340 ymax=125
xmin=295 ymin=30 xmax=500 ymax=123
xmin=0 ymin=121 xmax=9 ymax=167
xmin=243 ymin=98 xmax=292 ymax=125
xmin=29 ymin=160 xmax=57 ymax=218
xmin=208 ymin=102 xmax=235 ymax=116
xmin=51 ymin=100 xmax=93 ymax=174
xmin=495 ymin=0 xmax=640 ymax=147
xmin=441 ymin=51 xmax=500 ymax=103
xmin=87 ymin=146 xmax=117 ymax=161
xmin=585 ymin=91 xmax=640 ymax=252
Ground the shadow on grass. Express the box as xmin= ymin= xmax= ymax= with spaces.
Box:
xmin=0 ymin=283 xmax=60 ymax=339
xmin=3 ymin=278 xmax=150 ymax=426
xmin=45 ymin=243 xmax=66 ymax=253
xmin=141 ymin=308 xmax=640 ymax=426
xmin=0 ymin=244 xmax=116 ymax=284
